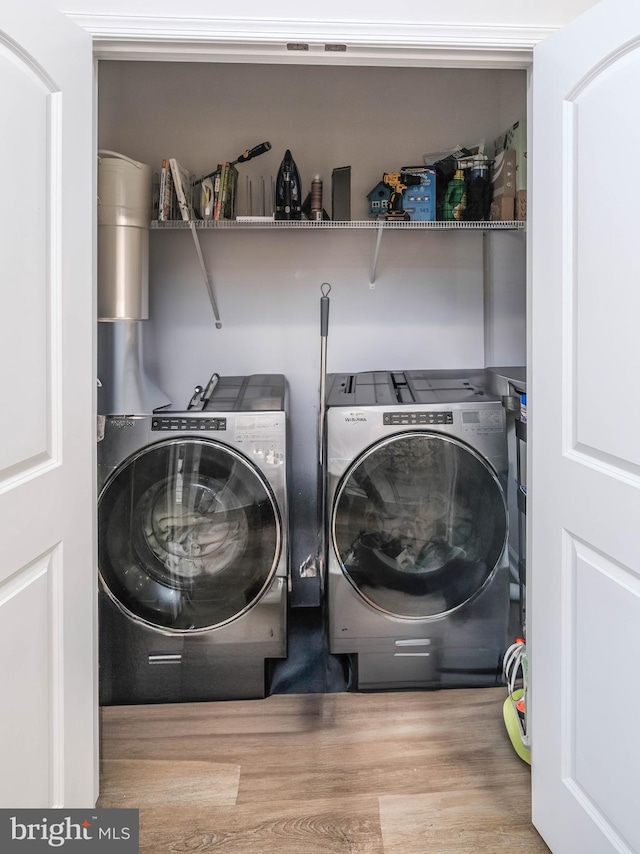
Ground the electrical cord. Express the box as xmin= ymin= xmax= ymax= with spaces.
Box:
xmin=503 ymin=639 xmax=524 ymax=695
xmin=502 ymin=638 xmax=531 ymax=748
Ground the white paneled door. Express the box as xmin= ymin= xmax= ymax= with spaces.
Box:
xmin=0 ymin=4 xmax=96 ymax=806
xmin=531 ymin=0 xmax=640 ymax=851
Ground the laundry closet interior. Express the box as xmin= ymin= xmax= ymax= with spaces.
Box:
xmin=96 ymin=52 xmax=528 ymax=703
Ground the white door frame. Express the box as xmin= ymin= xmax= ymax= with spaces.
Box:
xmin=74 ymin=1 xmax=542 ymax=806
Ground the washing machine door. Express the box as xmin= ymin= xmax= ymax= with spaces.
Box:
xmin=99 ymin=437 xmax=281 ymax=632
xmin=332 ymin=432 xmax=507 ymax=619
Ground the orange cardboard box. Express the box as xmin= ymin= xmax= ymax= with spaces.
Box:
xmin=490 ymin=196 xmax=515 ymax=221
xmin=515 ymin=189 xmax=527 ymax=221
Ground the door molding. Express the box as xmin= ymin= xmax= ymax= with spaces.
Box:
xmin=67 ymin=14 xmax=547 ymax=67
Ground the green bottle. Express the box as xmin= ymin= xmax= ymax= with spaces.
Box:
xmin=442 ymin=169 xmax=467 ymax=221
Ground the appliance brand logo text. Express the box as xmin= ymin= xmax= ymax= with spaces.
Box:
xmin=110 ymin=419 xmax=135 ymax=429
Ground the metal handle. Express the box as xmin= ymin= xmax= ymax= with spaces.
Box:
xmin=320 ymin=282 xmax=331 ymax=337
xmin=97 ymin=150 xmax=144 ymax=169
xmin=187 ymin=385 xmax=204 ymax=411
xmin=201 ymin=373 xmax=220 ymax=407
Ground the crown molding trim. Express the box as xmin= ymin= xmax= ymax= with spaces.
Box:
xmin=67 ymin=14 xmax=552 ymax=67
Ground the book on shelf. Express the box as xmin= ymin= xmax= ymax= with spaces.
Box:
xmin=159 ymin=158 xmax=175 ymax=221
xmin=169 ymin=158 xmax=193 ymax=221
xmin=212 ymin=166 xmax=221 ymax=216
xmin=224 ymin=165 xmax=239 ymax=220
xmin=213 ymin=162 xmax=239 ymax=221
xmin=191 ymin=165 xmax=223 ymax=220
xmin=193 ymin=175 xmax=213 ymax=220
xmin=158 ymin=159 xmax=166 ymax=219
xmin=214 ymin=163 xmax=230 ymax=221
xmin=152 ymin=170 xmax=160 ymax=219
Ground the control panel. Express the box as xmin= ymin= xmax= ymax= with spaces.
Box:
xmin=461 ymin=408 xmax=503 ymax=434
xmin=383 ymin=411 xmax=453 ymax=426
xmin=151 ymin=416 xmax=227 ymax=432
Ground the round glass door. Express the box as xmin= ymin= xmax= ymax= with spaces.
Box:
xmin=99 ymin=438 xmax=281 ymax=632
xmin=332 ymin=432 xmax=507 ymax=619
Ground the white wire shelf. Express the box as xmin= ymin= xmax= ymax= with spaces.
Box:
xmin=156 ymin=217 xmax=525 ymax=326
xmin=151 ymin=219 xmax=525 ymax=230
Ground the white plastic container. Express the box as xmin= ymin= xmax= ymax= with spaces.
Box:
xmin=97 ymin=151 xmax=152 ymax=320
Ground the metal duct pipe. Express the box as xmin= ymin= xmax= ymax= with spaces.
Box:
xmin=97 ymin=321 xmax=171 ymax=416
xmin=97 ymin=150 xmax=152 ymax=321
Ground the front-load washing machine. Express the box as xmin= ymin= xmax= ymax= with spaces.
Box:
xmin=98 ymin=373 xmax=288 ymax=704
xmin=326 ymin=369 xmax=509 ymax=691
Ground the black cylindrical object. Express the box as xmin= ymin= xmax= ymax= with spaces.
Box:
xmin=275 ymin=149 xmax=302 ymax=220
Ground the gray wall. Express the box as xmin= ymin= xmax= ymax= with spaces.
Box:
xmin=98 ymin=61 xmax=527 ymax=599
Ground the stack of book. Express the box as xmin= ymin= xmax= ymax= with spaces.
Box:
xmin=158 ymin=158 xmax=239 ymax=222
xmin=158 ymin=158 xmax=193 ymax=222
xmin=194 ymin=162 xmax=239 ymax=221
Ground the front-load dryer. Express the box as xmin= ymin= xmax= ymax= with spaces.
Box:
xmin=326 ymin=369 xmax=509 ymax=691
xmin=98 ymin=373 xmax=288 ymax=704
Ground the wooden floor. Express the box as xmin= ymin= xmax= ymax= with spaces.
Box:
xmin=98 ymin=688 xmax=549 ymax=853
